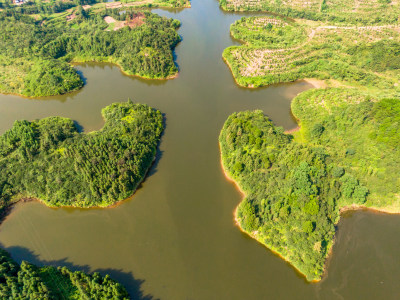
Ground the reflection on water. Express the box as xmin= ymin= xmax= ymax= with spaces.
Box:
xmin=0 ymin=0 xmax=399 ymax=299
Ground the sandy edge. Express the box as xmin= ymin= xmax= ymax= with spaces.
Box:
xmin=219 ymin=143 xmax=400 ymax=283
xmin=303 ymin=78 xmax=327 ymax=89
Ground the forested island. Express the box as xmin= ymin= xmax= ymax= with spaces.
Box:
xmin=219 ymin=0 xmax=400 ymax=282
xmin=220 ymin=89 xmax=400 ymax=281
xmin=0 ymin=101 xmax=163 ymax=214
xmin=0 ymin=247 xmax=129 ymax=299
xmin=0 ymin=4 xmax=182 ymax=96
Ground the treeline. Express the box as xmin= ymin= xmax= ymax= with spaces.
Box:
xmin=0 ymin=248 xmax=129 ymax=299
xmin=0 ymin=0 xmax=188 ymax=14
xmin=220 ymin=0 xmax=400 ymax=25
xmin=0 ymin=9 xmax=181 ymax=96
xmin=0 ymin=101 xmax=163 ymax=210
xmin=219 ymin=88 xmax=400 ymax=280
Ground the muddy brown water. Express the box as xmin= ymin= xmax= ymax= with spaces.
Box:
xmin=1 ymin=0 xmax=400 ymax=299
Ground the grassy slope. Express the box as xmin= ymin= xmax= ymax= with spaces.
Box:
xmin=292 ymin=88 xmax=400 ymax=210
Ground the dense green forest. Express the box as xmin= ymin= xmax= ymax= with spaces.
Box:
xmin=0 ymin=101 xmax=163 ymax=212
xmin=219 ymin=0 xmax=400 ymax=25
xmin=223 ymin=16 xmax=400 ymax=94
xmin=0 ymin=8 xmax=181 ymax=96
xmin=0 ymin=247 xmax=129 ymax=299
xmin=219 ymin=88 xmax=400 ymax=281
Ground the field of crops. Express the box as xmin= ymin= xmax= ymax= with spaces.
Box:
xmin=223 ymin=16 xmax=400 ymax=96
xmin=225 ymin=0 xmax=320 ymax=12
xmin=220 ymin=0 xmax=400 ymax=25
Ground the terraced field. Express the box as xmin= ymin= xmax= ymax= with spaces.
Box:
xmin=225 ymin=0 xmax=320 ymax=12
xmin=220 ymin=0 xmax=400 ymax=24
xmin=223 ymin=16 xmax=400 ymax=95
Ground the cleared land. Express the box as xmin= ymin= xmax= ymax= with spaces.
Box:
xmin=104 ymin=12 xmax=146 ymax=31
xmin=223 ymin=16 xmax=400 ymax=97
xmin=220 ymin=0 xmax=400 ymax=24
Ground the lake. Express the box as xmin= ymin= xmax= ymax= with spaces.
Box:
xmin=0 ymin=0 xmax=399 ymax=299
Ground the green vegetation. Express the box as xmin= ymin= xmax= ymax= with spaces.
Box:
xmin=223 ymin=16 xmax=400 ymax=93
xmin=221 ymin=2 xmax=400 ymax=282
xmin=291 ymin=88 xmax=400 ymax=208
xmin=229 ymin=16 xmax=308 ymax=49
xmin=0 ymin=0 xmax=190 ymax=13
xmin=219 ymin=0 xmax=400 ymax=25
xmin=219 ymin=88 xmax=400 ymax=281
xmin=0 ymin=101 xmax=163 ymax=211
xmin=0 ymin=7 xmax=181 ymax=96
xmin=0 ymin=247 xmax=129 ymax=299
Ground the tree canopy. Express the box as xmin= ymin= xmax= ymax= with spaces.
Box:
xmin=0 ymin=101 xmax=163 ymax=212
xmin=0 ymin=247 xmax=129 ymax=299
xmin=0 ymin=8 xmax=181 ymax=96
xmin=219 ymin=88 xmax=400 ymax=281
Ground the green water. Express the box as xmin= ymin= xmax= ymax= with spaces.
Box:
xmin=0 ymin=1 xmax=399 ymax=299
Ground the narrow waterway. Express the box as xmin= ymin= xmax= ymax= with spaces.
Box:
xmin=0 ymin=0 xmax=399 ymax=299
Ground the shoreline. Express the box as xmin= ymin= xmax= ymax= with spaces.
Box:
xmin=219 ymin=143 xmax=400 ymax=283
xmin=0 ymin=83 xmax=83 ymax=99
xmin=71 ymin=59 xmax=179 ymax=81
xmin=0 ymin=158 xmax=153 ymax=223
xmin=0 ymin=118 xmax=163 ymax=224
xmin=284 ymin=126 xmax=300 ymax=134
xmin=218 ymin=143 xmax=321 ymax=281
xmin=339 ymin=203 xmax=400 ymax=215
xmin=222 ymin=55 xmax=247 ymax=88
xmin=222 ymin=54 xmax=328 ymax=90
xmin=0 ymin=60 xmax=179 ymax=99
xmin=302 ymin=78 xmax=327 ymax=89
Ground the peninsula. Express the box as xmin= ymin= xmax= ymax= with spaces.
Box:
xmin=0 ymin=5 xmax=182 ymax=97
xmin=220 ymin=89 xmax=400 ymax=281
xmin=219 ymin=0 xmax=400 ymax=281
